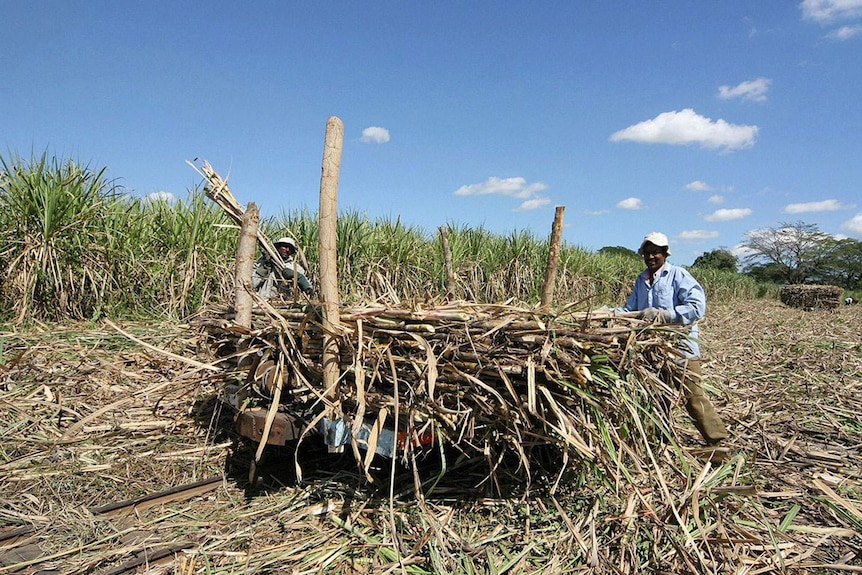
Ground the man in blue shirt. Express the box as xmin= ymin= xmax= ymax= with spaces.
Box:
xmin=617 ymin=232 xmax=728 ymax=445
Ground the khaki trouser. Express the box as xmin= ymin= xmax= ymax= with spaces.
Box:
xmin=679 ymin=359 xmax=728 ymax=444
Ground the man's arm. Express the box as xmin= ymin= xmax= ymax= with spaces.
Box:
xmin=280 ymin=266 xmax=313 ymax=295
xmin=672 ymin=268 xmax=706 ymax=324
xmin=251 ymin=259 xmax=268 ymax=290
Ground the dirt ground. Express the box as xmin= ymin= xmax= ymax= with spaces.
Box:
xmin=1 ymin=298 xmax=860 ymax=574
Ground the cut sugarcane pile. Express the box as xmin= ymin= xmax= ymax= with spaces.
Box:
xmin=779 ymin=284 xmax=843 ymax=310
xmin=192 ymin=299 xmax=692 ymax=486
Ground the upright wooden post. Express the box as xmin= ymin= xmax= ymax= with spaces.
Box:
xmin=234 ymin=202 xmax=259 ymax=328
xmin=540 ymin=205 xmax=565 ymax=312
xmin=319 ymin=116 xmax=344 ymax=453
xmin=438 ymin=225 xmax=455 ymax=298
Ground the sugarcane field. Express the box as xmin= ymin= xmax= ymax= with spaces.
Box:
xmin=2 ymin=134 xmax=862 ymax=574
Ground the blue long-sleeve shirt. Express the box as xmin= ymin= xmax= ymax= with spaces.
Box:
xmin=617 ymin=263 xmax=706 ymax=357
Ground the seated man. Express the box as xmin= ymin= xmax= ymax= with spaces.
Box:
xmin=252 ymin=237 xmax=313 ymax=299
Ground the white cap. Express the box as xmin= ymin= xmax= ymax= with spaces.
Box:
xmin=274 ymin=237 xmax=297 ymax=249
xmin=638 ymin=232 xmax=671 ymax=256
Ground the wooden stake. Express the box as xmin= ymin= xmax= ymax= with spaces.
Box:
xmin=540 ymin=206 xmax=565 ymax=312
xmin=234 ymin=202 xmax=259 ymax=329
xmin=319 ymin=116 xmax=344 ymax=452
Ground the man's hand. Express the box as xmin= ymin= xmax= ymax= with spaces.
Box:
xmin=637 ymin=307 xmax=675 ymax=323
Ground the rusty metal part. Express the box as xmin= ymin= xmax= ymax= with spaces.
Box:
xmin=253 ymin=358 xmax=277 ymax=395
xmin=251 ymin=356 xmax=298 ymax=397
xmin=235 ymin=407 xmax=304 ymax=445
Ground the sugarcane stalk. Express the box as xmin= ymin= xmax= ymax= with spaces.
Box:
xmin=540 ymin=206 xmax=565 ymax=312
xmin=234 ymin=202 xmax=259 ymax=329
xmin=439 ymin=225 xmax=455 ymax=297
xmin=319 ymin=116 xmax=345 ymax=453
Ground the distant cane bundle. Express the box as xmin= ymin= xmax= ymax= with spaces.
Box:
xmin=779 ymin=284 xmax=843 ymax=310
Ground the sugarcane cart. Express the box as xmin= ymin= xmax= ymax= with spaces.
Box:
xmin=190 ymin=118 xmax=692 ymax=488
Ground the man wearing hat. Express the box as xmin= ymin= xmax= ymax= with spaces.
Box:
xmin=616 ymin=232 xmax=728 ymax=445
xmin=252 ymin=237 xmax=313 ymax=299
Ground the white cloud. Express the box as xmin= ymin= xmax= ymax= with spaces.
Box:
xmin=828 ymin=24 xmax=862 ymax=38
xmin=453 ymin=176 xmax=550 ymax=212
xmin=585 ymin=209 xmax=610 ymax=216
xmin=801 ymin=0 xmax=862 ymax=22
xmin=783 ymin=199 xmax=852 ymax=213
xmin=616 ymin=197 xmax=644 ymax=210
xmin=708 ymin=194 xmax=725 ymax=204
xmin=678 ymin=230 xmax=719 ymax=240
xmin=515 ymin=197 xmax=552 ymax=212
xmin=609 ymin=108 xmax=758 ymax=152
xmin=143 ymin=191 xmax=177 ymax=204
xmin=705 ymin=207 xmax=752 ymax=221
xmin=841 ymin=213 xmax=862 ymax=236
xmin=685 ymin=180 xmax=712 ymax=192
xmin=453 ymin=176 xmax=548 ymax=198
xmin=360 ymin=126 xmax=390 ymax=144
xmin=718 ymin=78 xmax=772 ymax=102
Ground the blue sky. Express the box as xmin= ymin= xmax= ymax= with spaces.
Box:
xmin=3 ymin=1 xmax=861 ymax=265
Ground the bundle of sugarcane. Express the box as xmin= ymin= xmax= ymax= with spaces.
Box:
xmin=193 ymin=299 xmax=693 ymax=488
xmin=187 ymin=159 xmax=289 ymax=272
xmin=779 ymin=284 xmax=843 ymax=309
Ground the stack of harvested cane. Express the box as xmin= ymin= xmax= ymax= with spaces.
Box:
xmin=188 ymin=156 xmax=696 ymax=491
xmin=193 ymin=298 xmax=692 ymax=491
xmin=779 ymin=284 xmax=843 ymax=309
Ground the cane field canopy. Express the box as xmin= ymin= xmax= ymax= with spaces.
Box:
xmin=1 ymin=154 xmax=861 ymax=574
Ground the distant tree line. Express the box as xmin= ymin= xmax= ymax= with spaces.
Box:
xmin=690 ymin=249 xmax=734 ymax=272
xmin=739 ymin=221 xmax=861 ymax=289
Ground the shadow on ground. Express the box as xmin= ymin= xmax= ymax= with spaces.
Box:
xmin=192 ymin=394 xmax=578 ymax=502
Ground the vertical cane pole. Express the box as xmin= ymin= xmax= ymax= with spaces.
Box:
xmin=438 ymin=225 xmax=455 ymax=298
xmin=235 ymin=203 xmax=263 ymax=481
xmin=234 ymin=202 xmax=259 ymax=329
xmin=319 ymin=116 xmax=345 ymax=452
xmin=540 ymin=205 xmax=565 ymax=312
